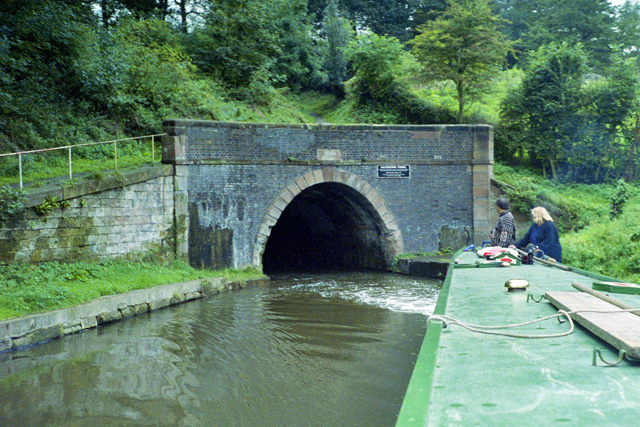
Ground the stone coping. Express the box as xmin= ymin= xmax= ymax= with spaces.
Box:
xmin=0 ymin=277 xmax=268 ymax=353
xmin=163 ymin=118 xmax=492 ymax=134
xmin=22 ymin=164 xmax=174 ymax=208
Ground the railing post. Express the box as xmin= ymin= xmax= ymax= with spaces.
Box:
xmin=152 ymin=135 xmax=155 ymax=163
xmin=114 ymin=142 xmax=118 ymax=171
xmin=68 ymin=146 xmax=73 ymax=181
xmin=18 ymin=153 xmax=23 ymax=189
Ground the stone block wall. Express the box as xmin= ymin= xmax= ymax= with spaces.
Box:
xmin=0 ymin=166 xmax=180 ymax=265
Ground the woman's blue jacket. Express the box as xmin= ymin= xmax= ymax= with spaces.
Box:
xmin=515 ymin=221 xmax=562 ymax=262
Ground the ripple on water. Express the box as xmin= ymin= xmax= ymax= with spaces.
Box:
xmin=0 ymin=272 xmax=441 ymax=427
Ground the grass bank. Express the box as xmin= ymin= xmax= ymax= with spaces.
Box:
xmin=0 ymin=260 xmax=266 ymax=321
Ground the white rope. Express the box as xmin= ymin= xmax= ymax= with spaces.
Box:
xmin=428 ymin=307 xmax=640 ymax=339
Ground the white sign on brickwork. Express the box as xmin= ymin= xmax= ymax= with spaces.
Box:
xmin=377 ymin=165 xmax=410 ymax=178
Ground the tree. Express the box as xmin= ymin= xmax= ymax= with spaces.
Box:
xmin=408 ymin=0 xmax=513 ymax=123
xmin=494 ymin=0 xmax=616 ymax=70
xmin=320 ymin=0 xmax=353 ymax=95
xmin=308 ymin=0 xmax=438 ymax=42
xmin=271 ymin=0 xmax=325 ymax=91
xmin=169 ymin=0 xmax=209 ymax=33
xmin=97 ymin=0 xmax=170 ymax=27
xmin=189 ymin=0 xmax=281 ymax=94
xmin=189 ymin=0 xmax=324 ymax=102
xmin=0 ymin=0 xmax=102 ymax=148
xmin=346 ymin=33 xmax=415 ymax=105
xmin=501 ymin=43 xmax=640 ymax=183
xmin=350 ymin=0 xmax=429 ymax=42
xmin=613 ymin=1 xmax=640 ymax=67
xmin=610 ymin=179 xmax=630 ymax=219
xmin=520 ymin=43 xmax=586 ymax=180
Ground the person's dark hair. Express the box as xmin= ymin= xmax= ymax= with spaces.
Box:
xmin=496 ymin=198 xmax=509 ymax=210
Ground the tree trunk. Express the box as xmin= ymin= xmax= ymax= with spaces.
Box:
xmin=624 ymin=111 xmax=640 ymax=182
xmin=100 ymin=0 xmax=113 ymax=27
xmin=550 ymin=159 xmax=557 ymax=181
xmin=175 ymin=0 xmax=189 ymax=33
xmin=456 ymin=80 xmax=464 ymax=124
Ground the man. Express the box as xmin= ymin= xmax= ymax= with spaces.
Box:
xmin=490 ymin=198 xmax=516 ymax=247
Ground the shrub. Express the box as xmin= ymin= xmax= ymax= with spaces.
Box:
xmin=609 ymin=179 xmax=630 ymax=220
xmin=0 ymin=185 xmax=25 ymax=224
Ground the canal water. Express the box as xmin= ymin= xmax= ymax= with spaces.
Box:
xmin=0 ymin=272 xmax=441 ymax=427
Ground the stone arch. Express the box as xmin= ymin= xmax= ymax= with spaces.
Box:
xmin=253 ymin=167 xmax=404 ymax=271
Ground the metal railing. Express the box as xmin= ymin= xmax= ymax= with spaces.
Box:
xmin=0 ymin=134 xmax=164 ymax=189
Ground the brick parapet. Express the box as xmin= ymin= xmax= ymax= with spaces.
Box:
xmin=162 ymin=120 xmax=487 ymax=165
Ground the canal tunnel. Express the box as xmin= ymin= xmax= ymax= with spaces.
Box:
xmin=262 ymin=182 xmax=389 ymax=274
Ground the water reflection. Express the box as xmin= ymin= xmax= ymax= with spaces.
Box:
xmin=0 ymin=272 xmax=440 ymax=427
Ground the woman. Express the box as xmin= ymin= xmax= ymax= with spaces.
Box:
xmin=512 ymin=206 xmax=562 ymax=262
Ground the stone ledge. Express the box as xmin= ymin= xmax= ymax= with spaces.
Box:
xmin=397 ymin=255 xmax=452 ymax=279
xmin=0 ymin=276 xmax=268 ymax=353
xmin=23 ymin=164 xmax=174 ymax=208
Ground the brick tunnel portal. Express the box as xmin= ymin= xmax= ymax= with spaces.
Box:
xmin=262 ymin=182 xmax=389 ymax=274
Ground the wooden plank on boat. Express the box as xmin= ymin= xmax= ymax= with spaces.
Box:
xmin=545 ymin=291 xmax=640 ymax=359
xmin=592 ymin=280 xmax=640 ymax=295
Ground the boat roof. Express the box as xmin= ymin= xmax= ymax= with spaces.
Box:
xmin=396 ymin=250 xmax=640 ymax=426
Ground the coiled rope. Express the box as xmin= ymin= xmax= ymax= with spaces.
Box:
xmin=428 ymin=307 xmax=640 ymax=339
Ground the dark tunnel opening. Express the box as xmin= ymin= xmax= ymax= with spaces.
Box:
xmin=262 ymin=182 xmax=389 ymax=274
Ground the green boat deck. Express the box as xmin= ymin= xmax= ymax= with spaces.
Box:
xmin=396 ymin=250 xmax=640 ymax=426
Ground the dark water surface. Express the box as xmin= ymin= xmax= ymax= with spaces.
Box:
xmin=0 ymin=272 xmax=441 ymax=427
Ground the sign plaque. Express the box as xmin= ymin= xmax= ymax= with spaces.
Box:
xmin=377 ymin=165 xmax=410 ymax=178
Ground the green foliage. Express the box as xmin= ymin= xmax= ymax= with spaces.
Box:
xmin=347 ymin=33 xmax=412 ymax=104
xmin=0 ymin=186 xmax=25 ymax=224
xmin=341 ymin=32 xmax=456 ymax=124
xmin=0 ymin=260 xmax=266 ymax=321
xmin=320 ymin=0 xmax=353 ymax=95
xmin=499 ymin=43 xmax=640 ymax=184
xmin=495 ymin=162 xmax=640 ymax=282
xmin=308 ymin=0 xmax=435 ymax=43
xmin=0 ymin=0 xmax=105 ymax=150
xmin=34 ymin=195 xmax=69 ymax=216
xmin=408 ymin=0 xmax=514 ymax=123
xmin=615 ymin=1 xmax=640 ymax=67
xmin=0 ymin=138 xmax=162 ymax=188
xmin=189 ymin=0 xmax=323 ymax=104
xmin=522 ymin=42 xmax=587 ymax=180
xmin=496 ymin=0 xmax=616 ymax=69
xmin=609 ymin=179 xmax=630 ymax=219
xmin=562 ymin=204 xmax=640 ymax=282
xmin=493 ymin=163 xmax=607 ymax=232
xmin=272 ymin=0 xmax=326 ymax=92
xmin=112 ymin=18 xmax=210 ymax=130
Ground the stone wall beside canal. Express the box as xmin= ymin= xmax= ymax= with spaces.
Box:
xmin=0 ymin=165 xmax=184 ymax=264
xmin=0 ymin=277 xmax=263 ymax=353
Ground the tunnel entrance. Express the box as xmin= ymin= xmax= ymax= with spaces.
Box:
xmin=262 ymin=182 xmax=389 ymax=274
